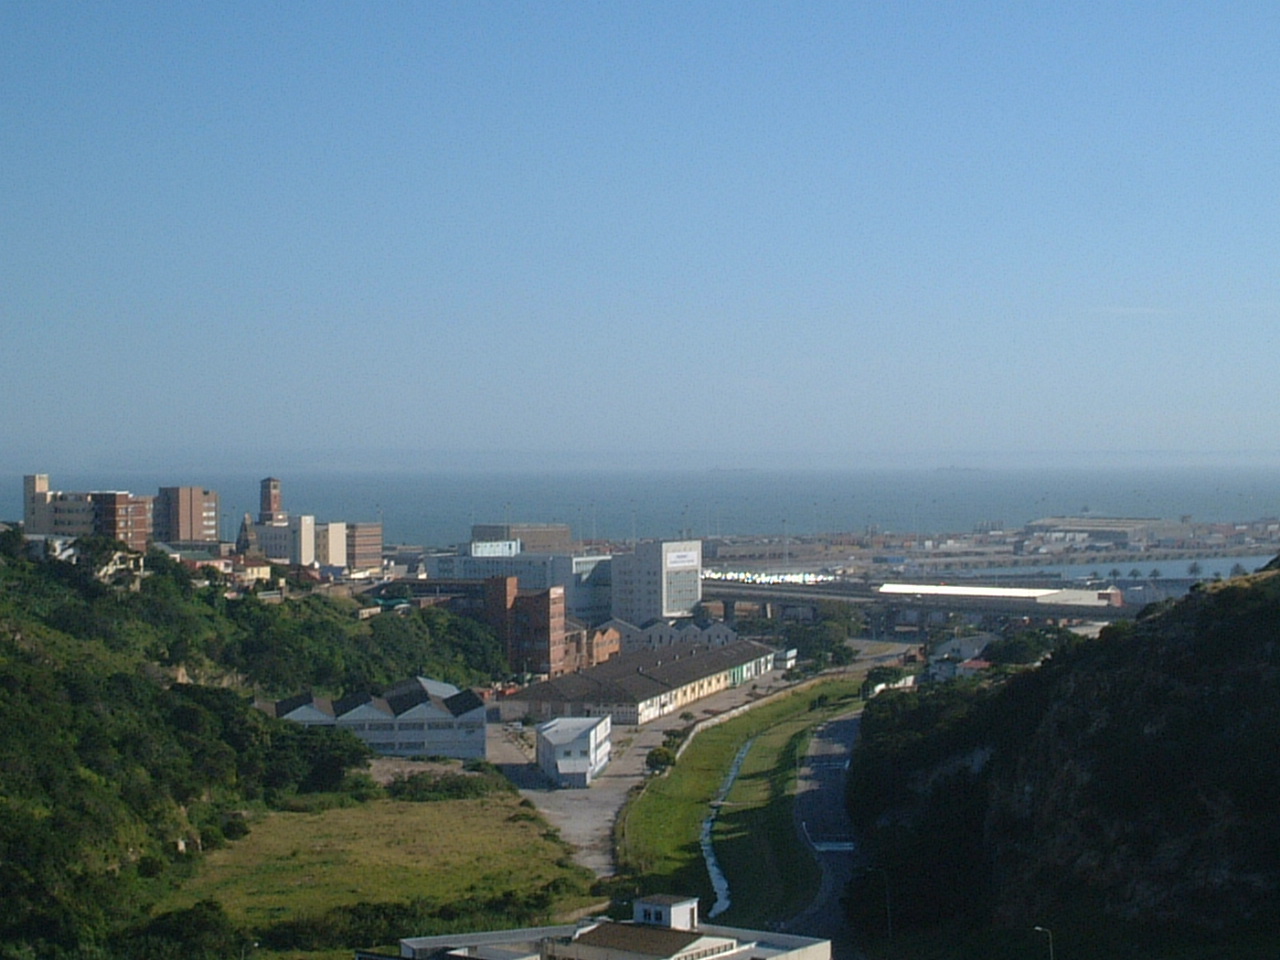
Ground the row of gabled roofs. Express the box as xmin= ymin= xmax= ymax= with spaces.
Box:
xmin=259 ymin=676 xmax=485 ymax=722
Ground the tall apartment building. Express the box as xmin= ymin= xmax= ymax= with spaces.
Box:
xmin=486 ymin=577 xmax=569 ymax=676
xmin=346 ymin=522 xmax=383 ymax=574
xmin=23 ymin=474 xmax=153 ymax=552
xmin=610 ymin=540 xmax=702 ymax=625
xmin=153 ymin=486 xmax=220 ymax=543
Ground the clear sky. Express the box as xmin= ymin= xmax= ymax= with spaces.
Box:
xmin=4 ymin=2 xmax=1279 ymax=475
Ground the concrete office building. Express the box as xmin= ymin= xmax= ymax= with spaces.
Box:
xmin=153 ymin=486 xmax=220 ymax=544
xmin=255 ymin=514 xmax=315 ymax=566
xmin=610 ymin=540 xmax=702 ymax=625
xmin=426 ymin=552 xmax=613 ymax=625
xmin=239 ymin=476 xmax=379 ymax=575
xmin=471 ymin=522 xmax=573 ymax=554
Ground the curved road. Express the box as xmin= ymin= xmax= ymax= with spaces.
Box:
xmin=786 ymin=711 xmax=862 ymax=960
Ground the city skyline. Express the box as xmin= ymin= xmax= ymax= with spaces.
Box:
xmin=4 ymin=3 xmax=1279 ymax=472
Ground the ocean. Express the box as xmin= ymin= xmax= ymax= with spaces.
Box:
xmin=5 ymin=465 xmax=1278 ymax=550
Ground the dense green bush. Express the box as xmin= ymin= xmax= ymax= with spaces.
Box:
xmin=385 ymin=770 xmax=511 ymax=802
xmin=0 ymin=545 xmax=511 ymax=957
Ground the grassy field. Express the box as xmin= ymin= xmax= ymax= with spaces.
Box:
xmin=160 ymin=793 xmax=598 ymax=958
xmin=616 ymin=676 xmax=863 ymax=926
xmin=712 ymin=717 xmax=822 ymax=924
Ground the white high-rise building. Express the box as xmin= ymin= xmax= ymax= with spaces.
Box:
xmin=610 ymin=540 xmax=702 ymax=625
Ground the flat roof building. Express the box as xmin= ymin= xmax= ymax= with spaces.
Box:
xmin=23 ymin=474 xmax=153 ymax=552
xmin=154 ymin=486 xmax=220 ymax=543
xmin=471 ymin=522 xmax=574 ymax=554
xmin=394 ymin=894 xmax=829 ymax=960
xmin=611 ymin=540 xmax=702 ymax=625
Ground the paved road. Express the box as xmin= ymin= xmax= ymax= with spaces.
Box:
xmin=786 ymin=712 xmax=862 ymax=960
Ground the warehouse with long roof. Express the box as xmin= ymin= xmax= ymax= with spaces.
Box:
xmin=499 ymin=637 xmax=778 ymax=725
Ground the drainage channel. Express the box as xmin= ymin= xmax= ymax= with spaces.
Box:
xmin=702 ymin=737 xmax=755 ymax=918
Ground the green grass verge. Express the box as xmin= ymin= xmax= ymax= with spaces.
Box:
xmin=616 ymin=678 xmax=863 ymax=926
xmin=713 ymin=722 xmax=821 ymax=925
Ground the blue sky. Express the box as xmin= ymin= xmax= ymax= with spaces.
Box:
xmin=4 ymin=2 xmax=1279 ymax=475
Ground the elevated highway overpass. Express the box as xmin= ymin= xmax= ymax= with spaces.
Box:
xmin=702 ymin=579 xmax=1136 ymax=625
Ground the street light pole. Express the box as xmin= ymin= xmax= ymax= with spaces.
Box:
xmin=1033 ymin=925 xmax=1054 ymax=960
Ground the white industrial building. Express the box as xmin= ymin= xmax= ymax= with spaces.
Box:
xmin=536 ymin=715 xmax=612 ymax=788
xmin=610 ymin=540 xmax=702 ymax=625
xmin=260 ymin=677 xmax=487 ymax=759
xmin=391 ymin=894 xmax=830 ymax=960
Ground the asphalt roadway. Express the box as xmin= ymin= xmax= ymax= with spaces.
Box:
xmin=786 ymin=710 xmax=862 ymax=960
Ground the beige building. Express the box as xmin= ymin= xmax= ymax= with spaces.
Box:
xmin=314 ymin=520 xmax=347 ymax=568
xmin=346 ymin=521 xmax=383 ymax=574
xmin=23 ymin=474 xmax=152 ymax=552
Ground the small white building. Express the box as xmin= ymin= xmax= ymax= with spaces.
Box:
xmin=536 ymin=715 xmax=611 ymax=788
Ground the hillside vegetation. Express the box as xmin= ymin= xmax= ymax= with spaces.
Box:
xmin=0 ymin=531 xmax=521 ymax=958
xmin=846 ymin=560 xmax=1280 ymax=958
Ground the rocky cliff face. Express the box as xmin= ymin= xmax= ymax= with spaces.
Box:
xmin=984 ymin=568 xmax=1280 ymax=929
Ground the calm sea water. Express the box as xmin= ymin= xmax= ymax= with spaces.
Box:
xmin=5 ymin=466 xmax=1278 ymax=549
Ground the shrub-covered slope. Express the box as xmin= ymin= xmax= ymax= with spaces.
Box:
xmin=0 ymin=536 xmax=511 ymax=957
xmin=848 ymin=563 xmax=1280 ymax=948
